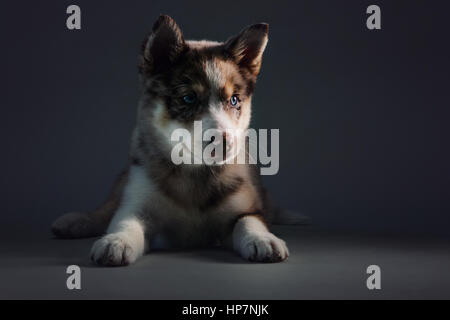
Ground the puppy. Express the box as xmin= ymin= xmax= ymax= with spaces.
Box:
xmin=52 ymin=15 xmax=291 ymax=266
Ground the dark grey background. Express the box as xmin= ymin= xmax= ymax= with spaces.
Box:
xmin=1 ymin=0 xmax=449 ymax=237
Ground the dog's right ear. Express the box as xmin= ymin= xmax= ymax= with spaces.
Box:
xmin=139 ymin=15 xmax=185 ymax=74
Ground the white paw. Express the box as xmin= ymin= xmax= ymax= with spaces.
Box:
xmin=90 ymin=233 xmax=143 ymax=266
xmin=238 ymin=232 xmax=289 ymax=263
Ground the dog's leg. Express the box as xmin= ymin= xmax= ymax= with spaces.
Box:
xmin=90 ymin=217 xmax=146 ymax=266
xmin=90 ymin=165 xmax=151 ymax=266
xmin=51 ymin=170 xmax=128 ymax=239
xmin=232 ymin=215 xmax=289 ymax=262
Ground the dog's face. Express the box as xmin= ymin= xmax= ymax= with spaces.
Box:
xmin=137 ymin=15 xmax=268 ymax=163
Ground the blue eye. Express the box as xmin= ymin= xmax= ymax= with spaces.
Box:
xmin=183 ymin=93 xmax=196 ymax=104
xmin=230 ymin=95 xmax=239 ymax=106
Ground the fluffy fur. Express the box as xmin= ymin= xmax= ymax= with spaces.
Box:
xmin=52 ymin=15 xmax=292 ymax=266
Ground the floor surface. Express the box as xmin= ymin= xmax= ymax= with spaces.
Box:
xmin=1 ymin=226 xmax=449 ymax=299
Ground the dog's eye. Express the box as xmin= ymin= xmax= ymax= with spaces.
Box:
xmin=182 ymin=93 xmax=196 ymax=104
xmin=230 ymin=95 xmax=239 ymax=107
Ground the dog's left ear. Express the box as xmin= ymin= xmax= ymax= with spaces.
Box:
xmin=140 ymin=15 xmax=185 ymax=75
xmin=224 ymin=23 xmax=269 ymax=77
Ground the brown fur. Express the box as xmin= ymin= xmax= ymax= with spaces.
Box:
xmin=52 ymin=15 xmax=277 ymax=255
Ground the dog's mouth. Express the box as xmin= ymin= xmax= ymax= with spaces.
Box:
xmin=207 ymin=134 xmax=233 ymax=160
xmin=179 ymin=131 xmax=240 ymax=165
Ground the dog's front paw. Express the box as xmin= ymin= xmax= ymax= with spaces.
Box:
xmin=90 ymin=233 xmax=142 ymax=266
xmin=238 ymin=232 xmax=289 ymax=263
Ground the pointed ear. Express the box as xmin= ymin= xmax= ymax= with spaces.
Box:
xmin=224 ymin=23 xmax=269 ymax=77
xmin=140 ymin=15 xmax=185 ymax=74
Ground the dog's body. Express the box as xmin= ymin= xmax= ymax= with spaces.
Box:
xmin=52 ymin=16 xmax=293 ymax=266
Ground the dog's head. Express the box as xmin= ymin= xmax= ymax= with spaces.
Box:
xmin=137 ymin=15 xmax=268 ymax=164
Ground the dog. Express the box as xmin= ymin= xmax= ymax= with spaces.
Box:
xmin=52 ymin=15 xmax=302 ymax=266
